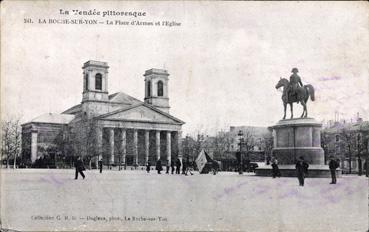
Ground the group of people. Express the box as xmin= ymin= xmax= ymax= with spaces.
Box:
xmin=147 ymin=159 xmax=194 ymax=176
xmin=270 ymin=156 xmax=310 ymax=186
xmin=75 ymin=154 xmax=365 ymax=184
xmin=269 ymin=155 xmax=341 ymax=186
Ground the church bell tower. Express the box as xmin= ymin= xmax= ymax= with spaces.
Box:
xmin=82 ymin=60 xmax=109 ymax=102
xmin=81 ymin=60 xmax=110 ymax=118
xmin=143 ymin=68 xmax=170 ymax=113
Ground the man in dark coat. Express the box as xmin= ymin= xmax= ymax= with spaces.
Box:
xmin=176 ymin=158 xmax=181 ymax=174
xmin=182 ymin=160 xmax=187 ymax=175
xmin=146 ymin=161 xmax=151 ymax=173
xmin=295 ymin=156 xmax=308 ymax=186
xmin=98 ymin=158 xmax=103 ymax=174
xmin=328 ymin=156 xmax=339 ymax=184
xmin=156 ymin=160 xmax=162 ymax=174
xmin=75 ymin=156 xmax=85 ymax=180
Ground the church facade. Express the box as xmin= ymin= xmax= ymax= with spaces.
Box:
xmin=21 ymin=60 xmax=185 ymax=168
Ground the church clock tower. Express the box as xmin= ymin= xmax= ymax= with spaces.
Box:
xmin=81 ymin=60 xmax=110 ymax=118
xmin=143 ymin=68 xmax=170 ymax=113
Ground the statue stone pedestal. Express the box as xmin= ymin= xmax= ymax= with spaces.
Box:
xmin=255 ymin=118 xmax=341 ymax=177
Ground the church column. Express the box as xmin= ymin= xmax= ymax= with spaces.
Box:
xmin=177 ymin=131 xmax=183 ymax=164
xmin=109 ymin=128 xmax=114 ymax=165
xmin=133 ymin=129 xmax=138 ymax=166
xmin=31 ymin=128 xmax=38 ymax=163
xmin=156 ymin=131 xmax=160 ymax=161
xmin=120 ymin=129 xmax=126 ymax=166
xmin=167 ymin=131 xmax=171 ymax=166
xmin=145 ymin=130 xmax=150 ymax=164
xmin=96 ymin=126 xmax=103 ymax=165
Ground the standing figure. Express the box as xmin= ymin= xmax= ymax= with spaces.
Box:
xmin=156 ymin=160 xmax=162 ymax=174
xmin=328 ymin=156 xmax=339 ymax=184
xmin=182 ymin=160 xmax=187 ymax=175
xmin=271 ymin=156 xmax=281 ymax=178
xmin=171 ymin=160 xmax=175 ymax=174
xmin=74 ymin=156 xmax=85 ymax=180
xmin=166 ymin=160 xmax=170 ymax=174
xmin=363 ymin=159 xmax=368 ymax=177
xmin=176 ymin=158 xmax=182 ymax=174
xmin=295 ymin=156 xmax=309 ymax=186
xmin=98 ymin=158 xmax=103 ymax=174
xmin=146 ymin=161 xmax=151 ymax=173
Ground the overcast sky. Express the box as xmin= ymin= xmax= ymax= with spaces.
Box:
xmin=2 ymin=1 xmax=368 ymax=135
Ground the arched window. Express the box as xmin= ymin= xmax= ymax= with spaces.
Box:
xmin=95 ymin=73 xmax=102 ymax=90
xmin=335 ymin=135 xmax=340 ymax=142
xmin=147 ymin=81 xmax=151 ymax=97
xmin=84 ymin=74 xmax=89 ymax=91
xmin=157 ymin=81 xmax=163 ymax=96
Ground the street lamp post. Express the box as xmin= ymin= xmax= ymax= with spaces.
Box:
xmin=348 ymin=144 xmax=352 ymax=174
xmin=358 ymin=134 xmax=362 ymax=176
xmin=238 ymin=130 xmax=244 ymax=175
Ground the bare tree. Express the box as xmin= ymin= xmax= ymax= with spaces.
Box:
xmin=212 ymin=131 xmax=234 ymax=160
xmin=1 ymin=118 xmax=22 ymax=168
xmin=262 ymin=135 xmax=273 ymax=159
xmin=241 ymin=129 xmax=256 ymax=159
xmin=69 ymin=118 xmax=98 ymax=169
xmin=341 ymin=128 xmax=356 ymax=174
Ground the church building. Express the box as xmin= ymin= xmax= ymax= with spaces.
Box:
xmin=21 ymin=60 xmax=185 ymax=168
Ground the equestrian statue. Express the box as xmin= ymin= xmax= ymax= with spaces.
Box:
xmin=275 ymin=68 xmax=315 ymax=119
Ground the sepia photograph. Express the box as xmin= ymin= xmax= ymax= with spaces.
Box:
xmin=1 ymin=1 xmax=368 ymax=231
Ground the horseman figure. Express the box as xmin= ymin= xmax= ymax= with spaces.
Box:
xmin=287 ymin=68 xmax=303 ymax=102
xmin=275 ymin=68 xmax=315 ymax=119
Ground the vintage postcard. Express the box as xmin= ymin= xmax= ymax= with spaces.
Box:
xmin=1 ymin=1 xmax=368 ymax=231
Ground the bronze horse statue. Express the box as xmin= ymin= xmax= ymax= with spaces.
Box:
xmin=275 ymin=78 xmax=315 ymax=119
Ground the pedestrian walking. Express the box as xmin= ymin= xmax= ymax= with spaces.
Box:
xmin=271 ymin=157 xmax=281 ymax=178
xmin=98 ymin=158 xmax=103 ymax=174
xmin=295 ymin=156 xmax=309 ymax=186
xmin=176 ymin=158 xmax=181 ymax=174
xmin=74 ymin=156 xmax=85 ymax=180
xmin=156 ymin=159 xmax=162 ymax=174
xmin=146 ymin=161 xmax=151 ymax=173
xmin=328 ymin=156 xmax=339 ymax=184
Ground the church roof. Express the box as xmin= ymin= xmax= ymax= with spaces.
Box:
xmin=28 ymin=113 xmax=75 ymax=124
xmin=96 ymin=102 xmax=185 ymax=125
xmin=108 ymin=92 xmax=142 ymax=105
xmin=62 ymin=92 xmax=143 ymax=114
xmin=62 ymin=92 xmax=142 ymax=114
xmin=62 ymin=104 xmax=81 ymax=114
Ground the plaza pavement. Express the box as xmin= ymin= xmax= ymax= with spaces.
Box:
xmin=0 ymin=169 xmax=368 ymax=232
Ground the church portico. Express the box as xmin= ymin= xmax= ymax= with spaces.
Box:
xmin=98 ymin=122 xmax=182 ymax=167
